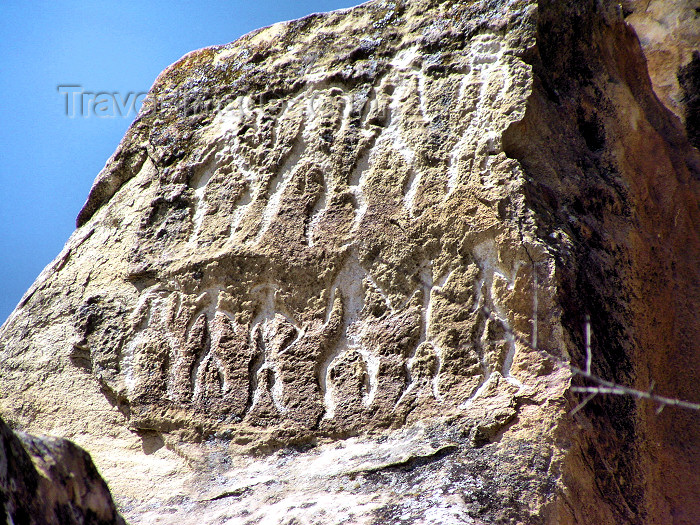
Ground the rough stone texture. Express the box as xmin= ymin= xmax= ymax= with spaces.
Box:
xmin=0 ymin=0 xmax=698 ymax=524
xmin=623 ymin=0 xmax=700 ymax=148
xmin=503 ymin=3 xmax=700 ymax=522
xmin=0 ymin=416 xmax=125 ymax=525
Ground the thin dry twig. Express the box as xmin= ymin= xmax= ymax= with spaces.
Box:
xmin=482 ymin=261 xmax=700 ymax=414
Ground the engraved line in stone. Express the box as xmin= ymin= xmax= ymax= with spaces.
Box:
xmin=122 ymin=288 xmax=170 ymax=397
xmin=305 ymin=173 xmax=328 ymax=247
xmin=446 ymin=33 xmax=506 ymax=197
xmin=428 ymin=267 xmax=455 ymax=401
xmin=244 ymin=284 xmax=301 ymax=415
xmin=189 ymin=163 xmax=217 ymax=242
xmin=320 ymin=254 xmax=366 ymax=419
xmin=461 ymin=239 xmax=523 ymax=408
xmin=253 ymin=134 xmax=308 ymax=244
xmin=348 ymin=72 xmax=412 ymax=230
xmin=348 ymin=146 xmax=372 ymax=232
xmin=380 ymin=68 xmax=423 ymax=216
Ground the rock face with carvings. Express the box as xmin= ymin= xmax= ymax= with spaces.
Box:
xmin=78 ymin=9 xmax=537 ymax=444
xmin=1 ymin=0 xmax=698 ymax=524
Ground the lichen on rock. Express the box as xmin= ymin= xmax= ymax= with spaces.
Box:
xmin=1 ymin=0 xmax=698 ymax=524
xmin=35 ymin=0 xmax=551 ymax=447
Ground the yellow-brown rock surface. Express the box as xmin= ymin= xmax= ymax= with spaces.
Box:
xmin=623 ymin=0 xmax=699 ymax=147
xmin=1 ymin=1 xmax=698 ymax=523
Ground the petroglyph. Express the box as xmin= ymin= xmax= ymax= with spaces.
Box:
xmin=116 ymin=236 xmax=526 ymax=432
xmin=447 ymin=32 xmax=511 ymax=197
xmin=78 ymin=28 xmax=534 ymax=438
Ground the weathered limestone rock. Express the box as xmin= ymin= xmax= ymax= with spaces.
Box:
xmin=0 ymin=416 xmax=125 ymax=525
xmin=1 ymin=0 xmax=698 ymax=523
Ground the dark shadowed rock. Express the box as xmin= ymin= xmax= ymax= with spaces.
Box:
xmin=0 ymin=416 xmax=125 ymax=525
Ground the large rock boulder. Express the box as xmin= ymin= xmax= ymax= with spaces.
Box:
xmin=1 ymin=0 xmax=698 ymax=523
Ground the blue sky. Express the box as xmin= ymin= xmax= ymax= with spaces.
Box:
xmin=0 ymin=1 xmax=361 ymax=324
